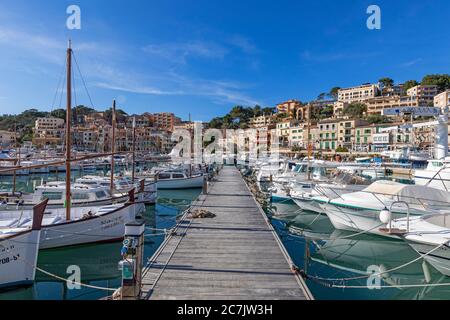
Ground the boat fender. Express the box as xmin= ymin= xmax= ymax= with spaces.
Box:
xmin=379 ymin=208 xmax=392 ymax=224
xmin=422 ymin=261 xmax=432 ymax=283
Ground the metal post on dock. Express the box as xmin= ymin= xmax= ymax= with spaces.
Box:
xmin=120 ymin=219 xmax=145 ymax=300
xmin=202 ymin=175 xmax=208 ymax=195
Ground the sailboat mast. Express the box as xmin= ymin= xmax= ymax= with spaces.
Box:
xmin=110 ymin=100 xmax=116 ymax=193
xmin=132 ymin=116 xmax=136 ymax=182
xmin=65 ymin=41 xmax=72 ymax=221
xmin=12 ymin=119 xmax=17 ymax=194
xmin=307 ymin=103 xmax=312 ymax=181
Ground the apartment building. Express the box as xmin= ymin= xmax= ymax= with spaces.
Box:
xmin=381 ymin=84 xmax=405 ymax=97
xmin=72 ymin=127 xmax=99 ymax=152
xmin=289 ymin=124 xmax=305 ymax=147
xmin=372 ymin=132 xmax=392 ymax=152
xmin=0 ymin=130 xmax=15 ymax=147
xmin=333 ymin=101 xmax=348 ymax=117
xmin=338 ymin=84 xmax=379 ymax=103
xmin=337 ymin=119 xmax=369 ymax=150
xmin=276 ymin=120 xmax=297 ymax=147
xmin=249 ymin=115 xmax=275 ymax=128
xmin=317 ymin=120 xmax=339 ymax=150
xmin=366 ymin=96 xmax=421 ymax=115
xmin=276 ymin=99 xmax=299 ymax=115
xmin=33 ymin=117 xmax=65 ymax=146
xmin=276 ymin=100 xmax=306 ymax=120
xmin=435 ymin=90 xmax=450 ymax=109
xmin=125 ymin=115 xmax=152 ymax=128
xmin=354 ymin=125 xmax=378 ymax=151
xmin=153 ymin=112 xmax=181 ymax=131
xmin=406 ymin=85 xmax=438 ymax=105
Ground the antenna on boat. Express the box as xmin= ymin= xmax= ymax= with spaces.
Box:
xmin=65 ymin=39 xmax=73 ymax=221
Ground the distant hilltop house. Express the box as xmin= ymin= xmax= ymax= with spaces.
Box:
xmin=0 ymin=130 xmax=15 ymax=148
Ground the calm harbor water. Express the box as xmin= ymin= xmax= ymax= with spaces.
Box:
xmin=1 ymin=172 xmax=450 ymax=300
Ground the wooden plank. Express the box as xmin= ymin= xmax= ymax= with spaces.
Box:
xmin=141 ymin=166 xmax=313 ymax=300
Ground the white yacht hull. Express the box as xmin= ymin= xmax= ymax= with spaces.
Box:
xmin=0 ymin=230 xmax=40 ymax=289
xmin=317 ymin=202 xmax=390 ymax=236
xmin=414 ymin=169 xmax=450 ymax=191
xmin=292 ymin=197 xmax=324 ymax=214
xmin=157 ymin=175 xmax=204 ymax=189
xmin=408 ymin=242 xmax=450 ymax=276
xmin=37 ymin=204 xmax=140 ymax=249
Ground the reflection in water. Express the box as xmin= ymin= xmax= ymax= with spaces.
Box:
xmin=270 ymin=201 xmax=450 ymax=300
xmin=4 ymin=169 xmax=450 ymax=300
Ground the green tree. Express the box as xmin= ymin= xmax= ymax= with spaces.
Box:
xmin=313 ymin=105 xmax=334 ymax=121
xmin=329 ymin=87 xmax=341 ymax=100
xmin=421 ymin=74 xmax=450 ymax=92
xmin=367 ymin=114 xmax=391 ymax=124
xmin=50 ymin=109 xmax=66 ymax=120
xmin=379 ymin=77 xmax=394 ymax=88
xmin=343 ymin=103 xmax=367 ymax=118
xmin=317 ymin=93 xmax=327 ymax=101
xmin=261 ymin=107 xmax=275 ymax=115
xmin=403 ymin=80 xmax=419 ymax=92
xmin=208 ymin=117 xmax=224 ymax=129
xmin=336 ymin=146 xmax=349 ymax=153
xmin=105 ymin=108 xmax=128 ymax=124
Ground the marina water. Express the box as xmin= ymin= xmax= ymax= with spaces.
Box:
xmin=1 ymin=171 xmax=450 ymax=300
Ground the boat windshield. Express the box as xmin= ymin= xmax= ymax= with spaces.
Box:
xmin=332 ymin=171 xmax=372 ymax=185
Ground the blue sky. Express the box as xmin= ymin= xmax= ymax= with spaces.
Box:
xmin=0 ymin=0 xmax=449 ymax=121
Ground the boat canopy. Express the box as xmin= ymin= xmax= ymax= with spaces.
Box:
xmin=363 ymin=180 xmax=450 ymax=207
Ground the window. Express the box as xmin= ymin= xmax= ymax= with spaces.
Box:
xmin=158 ymin=173 xmax=171 ymax=180
xmin=95 ymin=190 xmax=108 ymax=199
xmin=72 ymin=193 xmax=90 ymax=200
xmin=41 ymin=192 xmax=63 ymax=201
xmin=172 ymin=174 xmax=185 ymax=179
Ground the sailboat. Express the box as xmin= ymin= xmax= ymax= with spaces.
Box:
xmin=0 ymin=41 xmax=141 ymax=249
xmin=0 ymin=200 xmax=47 ymax=289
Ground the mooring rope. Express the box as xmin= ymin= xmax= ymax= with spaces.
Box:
xmin=302 ymin=242 xmax=447 ymax=285
xmin=1 ymin=236 xmax=119 ymax=292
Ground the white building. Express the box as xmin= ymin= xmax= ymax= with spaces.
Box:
xmin=338 ymin=84 xmax=379 ymax=103
xmin=0 ymin=130 xmax=15 ymax=147
xmin=289 ymin=125 xmax=304 ymax=147
xmin=434 ymin=90 xmax=450 ymax=109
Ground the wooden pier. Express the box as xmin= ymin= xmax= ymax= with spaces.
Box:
xmin=141 ymin=166 xmax=313 ymax=300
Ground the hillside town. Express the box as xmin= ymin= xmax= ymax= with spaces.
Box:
xmin=1 ymin=77 xmax=450 ymax=157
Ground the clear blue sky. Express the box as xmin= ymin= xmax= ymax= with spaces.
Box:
xmin=0 ymin=0 xmax=449 ymax=121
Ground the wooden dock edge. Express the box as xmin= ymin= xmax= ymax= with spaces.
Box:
xmin=241 ymin=172 xmax=315 ymax=301
xmin=141 ymin=169 xmax=314 ymax=300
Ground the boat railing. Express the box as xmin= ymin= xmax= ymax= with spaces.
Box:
xmin=386 ymin=201 xmax=411 ymax=233
xmin=312 ymin=184 xmax=450 ymax=213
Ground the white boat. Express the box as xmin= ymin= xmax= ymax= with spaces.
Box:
xmin=0 ymin=200 xmax=46 ymax=289
xmin=273 ymin=167 xmax=372 ymax=214
xmin=256 ymin=159 xmax=288 ymax=182
xmin=313 ymin=180 xmax=450 ymax=236
xmin=156 ymin=171 xmax=204 ymax=189
xmin=0 ymin=181 xmax=133 ymax=210
xmin=414 ymin=157 xmax=450 ymax=191
xmin=76 ymin=175 xmax=157 ymax=204
xmin=387 ymin=213 xmax=450 ymax=276
xmin=0 ymin=193 xmax=140 ymax=249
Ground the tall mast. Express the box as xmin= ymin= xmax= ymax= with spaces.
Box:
xmin=132 ymin=116 xmax=136 ymax=182
xmin=12 ymin=118 xmax=17 ymax=194
xmin=110 ymin=100 xmax=116 ymax=193
xmin=65 ymin=40 xmax=72 ymax=221
xmin=307 ymin=104 xmax=312 ymax=181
